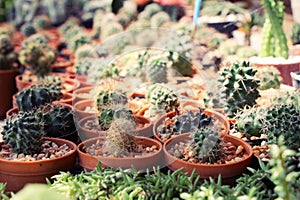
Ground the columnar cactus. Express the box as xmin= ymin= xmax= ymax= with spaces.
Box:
xmin=218 ymin=61 xmax=261 ymax=117
xmin=16 ymin=84 xmax=62 ymax=112
xmin=145 ymin=56 xmax=168 ymax=83
xmin=191 ymin=127 xmax=222 ymax=164
xmin=0 ymin=33 xmax=16 ymax=70
xmin=259 ymin=0 xmax=288 ymax=59
xmin=1 ymin=111 xmax=46 ymax=155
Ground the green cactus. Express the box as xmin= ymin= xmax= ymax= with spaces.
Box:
xmin=96 ymin=90 xmax=128 ymax=113
xmin=291 ymin=23 xmax=300 ymax=45
xmin=1 ymin=111 xmax=46 ymax=155
xmin=74 ymin=44 xmax=98 ymax=61
xmin=219 ymin=61 xmax=261 ymax=117
xmin=40 ymin=75 xmax=62 ymax=87
xmin=255 ymin=66 xmax=281 ymax=90
xmin=20 ymin=23 xmax=37 ymax=37
xmin=16 ymin=84 xmax=62 ymax=112
xmin=235 ymin=106 xmax=265 ymax=138
xmin=144 ymin=3 xmax=162 ymax=17
xmin=145 ymin=56 xmax=168 ymax=83
xmin=69 ymin=33 xmax=91 ymax=52
xmin=0 ymin=33 xmax=16 ymax=70
xmin=33 ymin=15 xmax=52 ymax=30
xmin=259 ymin=0 xmax=288 ymax=59
xmin=264 ymin=103 xmax=300 ymax=150
xmin=75 ymin=59 xmax=92 ymax=76
xmin=18 ymin=39 xmax=56 ymax=78
xmin=236 ymin=46 xmax=258 ymax=59
xmin=218 ymin=39 xmax=241 ymax=56
xmin=101 ymin=22 xmax=123 ymax=41
xmin=150 ymin=11 xmax=170 ymax=28
xmin=146 ymin=83 xmax=179 ymax=113
xmin=191 ymin=127 xmax=222 ymax=164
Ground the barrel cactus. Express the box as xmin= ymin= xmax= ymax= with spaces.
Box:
xmin=255 ymin=66 xmax=281 ymax=90
xmin=96 ymin=89 xmax=128 ymax=113
xmin=0 ymin=33 xmax=16 ymax=70
xmin=145 ymin=56 xmax=168 ymax=83
xmin=218 ymin=61 xmax=261 ymax=117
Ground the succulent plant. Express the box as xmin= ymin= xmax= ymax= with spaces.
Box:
xmin=203 ymin=78 xmax=226 ymax=109
xmin=218 ymin=61 xmax=261 ymax=117
xmin=75 ymin=59 xmax=92 ymax=76
xmin=127 ymin=19 xmax=150 ymax=31
xmin=0 ymin=33 xmax=16 ymax=70
xmin=191 ymin=127 xmax=222 ymax=164
xmin=291 ymin=23 xmax=300 ymax=45
xmin=1 ymin=111 xmax=46 ymax=155
xmin=101 ymin=22 xmax=123 ymax=41
xmin=33 ymin=15 xmax=52 ymax=30
xmin=264 ymin=103 xmax=300 ymax=150
xmin=40 ymin=75 xmax=62 ymax=87
xmin=18 ymin=39 xmax=56 ymax=78
xmin=255 ymin=66 xmax=281 ymax=90
xmin=218 ymin=39 xmax=241 ymax=56
xmin=236 ymin=46 xmax=258 ymax=59
xmin=145 ymin=55 xmax=168 ymax=83
xmin=235 ymin=106 xmax=266 ymax=137
xmin=96 ymin=90 xmax=128 ymax=113
xmin=16 ymin=84 xmax=62 ymax=112
xmin=69 ymin=33 xmax=91 ymax=52
xmin=42 ymin=0 xmax=68 ymax=26
xmin=150 ymin=11 xmax=170 ymax=28
xmin=20 ymin=23 xmax=37 ymax=37
xmin=146 ymin=83 xmax=179 ymax=114
xmin=144 ymin=3 xmax=162 ymax=17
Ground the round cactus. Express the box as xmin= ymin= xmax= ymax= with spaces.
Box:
xmin=0 ymin=33 xmax=16 ymax=70
xmin=33 ymin=15 xmax=52 ymax=30
xmin=145 ymin=56 xmax=168 ymax=83
xmin=20 ymin=23 xmax=37 ymax=37
xmin=255 ymin=66 xmax=281 ymax=90
xmin=96 ymin=90 xmax=128 ymax=113
xmin=150 ymin=11 xmax=170 ymax=28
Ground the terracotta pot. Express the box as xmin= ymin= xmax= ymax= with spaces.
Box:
xmin=0 ymin=69 xmax=19 ymax=117
xmin=78 ymin=136 xmax=163 ymax=171
xmin=54 ymin=92 xmax=74 ymax=106
xmin=0 ymin=137 xmax=77 ymax=192
xmin=131 ymin=0 xmax=151 ymax=5
xmin=163 ymin=133 xmax=253 ymax=178
xmin=6 ymin=107 xmax=18 ymax=119
xmin=73 ymin=86 xmax=94 ymax=104
xmin=51 ymin=57 xmax=73 ymax=70
xmin=74 ymin=100 xmax=97 ymax=120
xmin=153 ymin=109 xmax=230 ymax=143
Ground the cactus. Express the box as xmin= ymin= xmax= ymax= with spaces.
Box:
xmin=259 ymin=0 xmax=288 ymax=59
xmin=1 ymin=111 xmax=46 ymax=155
xmin=235 ymin=106 xmax=265 ymax=138
xmin=69 ymin=33 xmax=91 ymax=52
xmin=145 ymin=55 xmax=168 ymax=83
xmin=203 ymin=79 xmax=226 ymax=109
xmin=264 ymin=103 xmax=300 ymax=150
xmin=236 ymin=46 xmax=258 ymax=59
xmin=255 ymin=66 xmax=281 ymax=90
xmin=101 ymin=22 xmax=123 ymax=41
xmin=74 ymin=44 xmax=98 ymax=61
xmin=33 ymin=15 xmax=52 ymax=30
xmin=150 ymin=11 xmax=170 ymax=28
xmin=144 ymin=3 xmax=162 ymax=17
xmin=40 ymin=75 xmax=62 ymax=87
xmin=218 ymin=39 xmax=241 ymax=56
xmin=0 ymin=33 xmax=16 ymax=70
xmin=20 ymin=23 xmax=37 ymax=37
xmin=291 ymin=23 xmax=300 ymax=45
xmin=75 ymin=59 xmax=92 ymax=76
xmin=191 ymin=127 xmax=222 ymax=164
xmin=147 ymin=83 xmax=179 ymax=113
xmin=42 ymin=0 xmax=68 ymax=26
xmin=16 ymin=84 xmax=62 ymax=112
xmin=96 ymin=90 xmax=128 ymax=113
xmin=18 ymin=39 xmax=56 ymax=78
xmin=219 ymin=61 xmax=261 ymax=117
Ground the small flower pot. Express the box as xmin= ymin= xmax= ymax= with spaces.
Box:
xmin=163 ymin=133 xmax=253 ymax=179
xmin=73 ymin=86 xmax=95 ymax=104
xmin=74 ymin=99 xmax=97 ymax=120
xmin=0 ymin=137 xmax=77 ymax=192
xmin=77 ymin=136 xmax=163 ymax=171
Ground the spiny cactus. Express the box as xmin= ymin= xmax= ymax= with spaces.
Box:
xmin=255 ymin=66 xmax=281 ymax=90
xmin=235 ymin=106 xmax=265 ymax=137
xmin=218 ymin=61 xmax=261 ymax=117
xmin=146 ymin=83 xmax=179 ymax=113
xmin=16 ymin=84 xmax=62 ymax=112
xmin=144 ymin=3 xmax=162 ymax=17
xmin=74 ymin=44 xmax=98 ymax=61
xmin=145 ymin=56 xmax=168 ymax=83
xmin=101 ymin=22 xmax=123 ymax=41
xmin=259 ymin=0 xmax=288 ymax=59
xmin=218 ymin=39 xmax=241 ymax=56
xmin=191 ymin=127 xmax=222 ymax=164
xmin=96 ymin=90 xmax=128 ymax=113
xmin=33 ymin=15 xmax=52 ymax=30
xmin=20 ymin=23 xmax=36 ymax=37
xmin=150 ymin=11 xmax=170 ymax=28
xmin=1 ymin=111 xmax=46 ymax=155
xmin=264 ymin=103 xmax=300 ymax=150
xmin=36 ymin=104 xmax=76 ymax=138
xmin=40 ymin=75 xmax=62 ymax=87
xmin=69 ymin=33 xmax=91 ymax=52
xmin=0 ymin=33 xmax=16 ymax=70
xmin=291 ymin=23 xmax=300 ymax=45
xmin=75 ymin=59 xmax=92 ymax=76
xmin=18 ymin=40 xmax=56 ymax=78
xmin=203 ymin=79 xmax=226 ymax=109
xmin=236 ymin=46 xmax=258 ymax=59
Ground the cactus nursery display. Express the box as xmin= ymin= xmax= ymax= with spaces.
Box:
xmin=0 ymin=0 xmax=300 ymax=198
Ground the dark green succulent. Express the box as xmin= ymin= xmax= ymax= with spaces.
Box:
xmin=0 ymin=33 xmax=16 ymax=70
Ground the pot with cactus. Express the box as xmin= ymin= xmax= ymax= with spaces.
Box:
xmin=163 ymin=126 xmax=253 ymax=179
xmin=0 ymin=107 xmax=77 ymax=192
xmin=249 ymin=0 xmax=300 ymax=86
xmin=0 ymin=32 xmax=19 ymax=118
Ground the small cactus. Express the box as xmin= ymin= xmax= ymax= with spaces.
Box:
xmin=40 ymin=75 xmax=62 ymax=87
xmin=20 ymin=23 xmax=37 ymax=37
xmin=96 ymin=89 xmax=128 ymax=113
xmin=150 ymin=11 xmax=170 ymax=28
xmin=0 ymin=33 xmax=16 ymax=70
xmin=101 ymin=22 xmax=123 ymax=41
xmin=291 ymin=23 xmax=300 ymax=45
xmin=16 ymin=84 xmax=62 ymax=112
xmin=219 ymin=61 xmax=261 ymax=117
xmin=33 ymin=15 xmax=52 ymax=30
xmin=69 ymin=33 xmax=91 ymax=52
xmin=74 ymin=44 xmax=98 ymax=62
xmin=255 ymin=66 xmax=281 ymax=90
xmin=191 ymin=127 xmax=222 ymax=164
xmin=145 ymin=55 xmax=168 ymax=83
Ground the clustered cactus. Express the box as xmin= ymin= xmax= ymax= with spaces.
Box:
xmin=219 ymin=61 xmax=260 ymax=117
xmin=255 ymin=66 xmax=281 ymax=90
xmin=259 ymin=0 xmax=288 ymax=59
xmin=0 ymin=33 xmax=16 ymax=70
xmin=16 ymin=84 xmax=62 ymax=112
xmin=191 ymin=127 xmax=222 ymax=164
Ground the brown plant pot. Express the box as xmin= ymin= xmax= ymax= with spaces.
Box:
xmin=0 ymin=137 xmax=77 ymax=192
xmin=74 ymin=100 xmax=97 ymax=120
xmin=77 ymin=136 xmax=163 ymax=171
xmin=73 ymin=86 xmax=94 ymax=104
xmin=153 ymin=109 xmax=230 ymax=143
xmin=163 ymin=133 xmax=253 ymax=179
xmin=0 ymin=69 xmax=19 ymax=118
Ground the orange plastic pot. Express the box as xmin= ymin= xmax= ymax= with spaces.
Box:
xmin=0 ymin=137 xmax=77 ymax=192
xmin=163 ymin=133 xmax=253 ymax=178
xmin=77 ymin=136 xmax=163 ymax=171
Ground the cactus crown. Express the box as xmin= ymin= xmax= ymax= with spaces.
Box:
xmin=255 ymin=66 xmax=281 ymax=90
xmin=218 ymin=61 xmax=260 ymax=117
xmin=1 ymin=111 xmax=46 ymax=155
xmin=40 ymin=75 xmax=62 ymax=87
xmin=145 ymin=55 xmax=168 ymax=83
xmin=191 ymin=127 xmax=222 ymax=164
xmin=0 ymin=34 xmax=16 ymax=70
xmin=16 ymin=84 xmax=62 ymax=112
